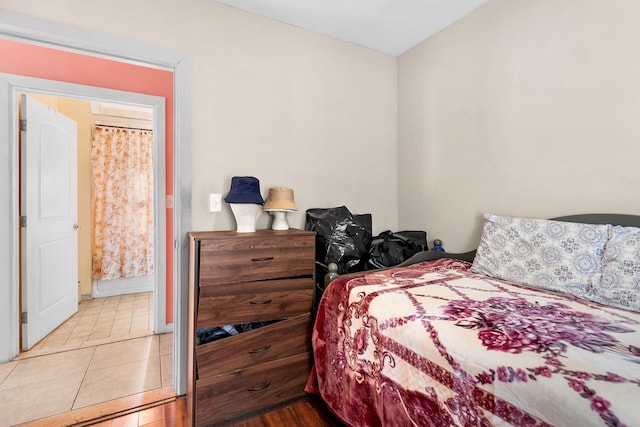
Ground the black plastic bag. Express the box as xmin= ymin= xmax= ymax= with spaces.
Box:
xmin=305 ymin=206 xmax=372 ymax=277
xmin=368 ymin=230 xmax=428 ymax=269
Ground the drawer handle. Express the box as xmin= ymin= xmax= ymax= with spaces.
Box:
xmin=249 ymin=344 xmax=272 ymax=354
xmin=249 ymin=299 xmax=272 ymax=305
xmin=248 ymin=382 xmax=271 ymax=392
xmin=251 ymin=256 xmax=274 ymax=262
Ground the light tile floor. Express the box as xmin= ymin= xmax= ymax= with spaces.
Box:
xmin=18 ymin=292 xmax=155 ymax=359
xmin=0 ymin=293 xmax=173 ymax=427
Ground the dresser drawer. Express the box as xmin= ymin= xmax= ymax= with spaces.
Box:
xmin=195 ymin=352 xmax=311 ymax=426
xmin=198 ymin=233 xmax=314 ymax=286
xmin=197 ymin=279 xmax=314 ymax=327
xmin=196 ymin=312 xmax=311 ymax=379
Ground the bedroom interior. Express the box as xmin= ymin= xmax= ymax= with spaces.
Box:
xmin=1 ymin=0 xmax=639 ymax=426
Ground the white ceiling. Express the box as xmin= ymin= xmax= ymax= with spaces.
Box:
xmin=216 ymin=0 xmax=488 ymax=56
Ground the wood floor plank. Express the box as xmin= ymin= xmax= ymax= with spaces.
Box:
xmin=231 ymin=397 xmax=345 ymax=427
xmin=155 ymin=396 xmax=188 ymax=427
xmin=138 ymin=405 xmax=165 ymax=425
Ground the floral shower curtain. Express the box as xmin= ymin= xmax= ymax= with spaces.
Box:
xmin=92 ymin=125 xmax=154 ymax=280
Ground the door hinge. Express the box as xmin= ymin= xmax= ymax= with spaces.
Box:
xmin=19 ymin=119 xmax=27 ymax=132
xmin=21 ymin=312 xmax=28 ymax=324
xmin=20 ymin=216 xmax=27 ymax=228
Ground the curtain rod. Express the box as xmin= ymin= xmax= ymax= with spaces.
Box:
xmin=95 ymin=121 xmax=153 ymax=131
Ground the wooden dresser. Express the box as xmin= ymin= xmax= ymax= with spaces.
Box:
xmin=187 ymin=229 xmax=316 ymax=426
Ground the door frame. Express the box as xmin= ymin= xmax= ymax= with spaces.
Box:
xmin=0 ymin=11 xmax=192 ymax=396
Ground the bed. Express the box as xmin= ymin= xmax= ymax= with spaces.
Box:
xmin=305 ymin=214 xmax=640 ymax=427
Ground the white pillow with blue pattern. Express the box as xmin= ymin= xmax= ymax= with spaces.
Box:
xmin=587 ymin=226 xmax=640 ymax=312
xmin=470 ymin=213 xmax=610 ymax=298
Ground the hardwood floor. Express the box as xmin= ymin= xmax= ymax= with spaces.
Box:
xmin=16 ymin=388 xmax=343 ymax=426
xmin=231 ymin=398 xmax=344 ymax=427
xmin=88 ymin=396 xmax=344 ymax=427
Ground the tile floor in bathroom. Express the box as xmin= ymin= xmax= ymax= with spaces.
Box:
xmin=0 ymin=292 xmax=173 ymax=427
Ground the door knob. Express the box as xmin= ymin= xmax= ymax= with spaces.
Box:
xmin=73 ymin=223 xmax=83 ymax=230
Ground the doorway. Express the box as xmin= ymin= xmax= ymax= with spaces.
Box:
xmin=19 ymin=93 xmax=160 ymax=355
xmin=9 ymin=82 xmax=168 ymax=352
xmin=0 ymin=10 xmax=193 ymax=402
xmin=0 ymin=79 xmax=172 ymax=425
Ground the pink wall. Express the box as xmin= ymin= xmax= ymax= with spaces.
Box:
xmin=0 ymin=38 xmax=176 ymax=323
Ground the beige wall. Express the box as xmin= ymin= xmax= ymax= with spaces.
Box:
xmin=0 ymin=0 xmax=399 ymax=235
xmin=8 ymin=1 xmax=638 ymax=255
xmin=399 ymin=0 xmax=640 ymax=251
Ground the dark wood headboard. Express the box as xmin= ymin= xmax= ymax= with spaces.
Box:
xmin=551 ymin=213 xmax=640 ymax=227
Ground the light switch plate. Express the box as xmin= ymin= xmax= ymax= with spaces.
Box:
xmin=209 ymin=193 xmax=222 ymax=212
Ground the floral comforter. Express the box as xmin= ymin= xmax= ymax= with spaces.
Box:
xmin=306 ymin=259 xmax=640 ymax=427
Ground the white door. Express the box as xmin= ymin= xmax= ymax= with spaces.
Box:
xmin=20 ymin=95 xmax=78 ymax=351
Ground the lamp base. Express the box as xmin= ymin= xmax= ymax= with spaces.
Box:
xmin=229 ymin=203 xmax=262 ymax=232
xmin=270 ymin=211 xmax=290 ymax=230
